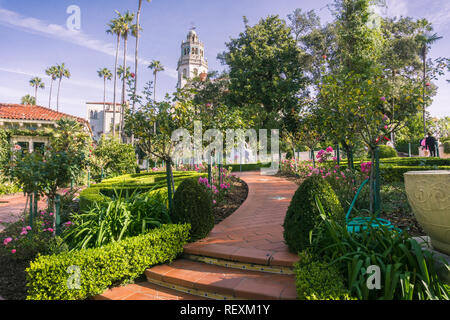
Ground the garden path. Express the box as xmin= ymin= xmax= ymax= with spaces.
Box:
xmin=0 ymin=193 xmax=46 ymax=232
xmin=97 ymin=171 xmax=300 ymax=300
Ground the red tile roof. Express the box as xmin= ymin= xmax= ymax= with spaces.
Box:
xmin=0 ymin=104 xmax=88 ymax=125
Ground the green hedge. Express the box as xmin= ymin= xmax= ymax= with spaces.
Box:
xmin=227 ymin=163 xmax=271 ymax=172
xmin=381 ymin=166 xmax=450 ymax=183
xmin=444 ymin=142 xmax=450 ymax=154
xmin=377 ymin=145 xmax=398 ymax=158
xmin=395 ymin=141 xmax=420 ymax=156
xmin=172 ymin=178 xmax=214 ymax=241
xmin=283 ymin=176 xmax=344 ymax=253
xmin=341 ymin=157 xmax=449 ymax=168
xmin=295 ymin=252 xmax=354 ymax=300
xmin=26 ymin=224 xmax=191 ymax=300
xmin=79 ymin=171 xmax=204 ymax=211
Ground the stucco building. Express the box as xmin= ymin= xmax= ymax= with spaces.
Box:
xmin=0 ymin=104 xmax=91 ymax=153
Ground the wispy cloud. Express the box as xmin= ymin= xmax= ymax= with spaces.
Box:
xmin=374 ymin=0 xmax=409 ymax=18
xmin=425 ymin=2 xmax=450 ymax=31
xmin=0 ymin=7 xmax=179 ymax=79
xmin=0 ymin=66 xmax=113 ymax=93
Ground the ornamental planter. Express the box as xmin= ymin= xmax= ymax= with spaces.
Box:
xmin=404 ymin=171 xmax=450 ymax=255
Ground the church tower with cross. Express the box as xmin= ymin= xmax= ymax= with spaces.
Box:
xmin=177 ymin=28 xmax=208 ymax=89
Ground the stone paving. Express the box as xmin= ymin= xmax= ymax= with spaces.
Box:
xmin=0 ymin=193 xmax=44 ymax=232
xmin=97 ymin=171 xmax=299 ymax=300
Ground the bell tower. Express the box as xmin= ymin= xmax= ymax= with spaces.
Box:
xmin=177 ymin=28 xmax=208 ymax=88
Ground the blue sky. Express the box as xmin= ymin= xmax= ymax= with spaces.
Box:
xmin=0 ymin=0 xmax=449 ymax=119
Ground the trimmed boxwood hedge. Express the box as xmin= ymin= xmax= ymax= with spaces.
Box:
xmin=444 ymin=141 xmax=450 ymax=154
xmin=79 ymin=171 xmax=205 ymax=211
xmin=341 ymin=157 xmax=449 ymax=168
xmin=295 ymin=251 xmax=354 ymax=300
xmin=26 ymin=224 xmax=191 ymax=300
xmin=381 ymin=165 xmax=450 ymax=183
xmin=227 ymin=162 xmax=271 ymax=172
xmin=283 ymin=176 xmax=344 ymax=254
xmin=377 ymin=145 xmax=398 ymax=158
xmin=172 ymin=178 xmax=214 ymax=241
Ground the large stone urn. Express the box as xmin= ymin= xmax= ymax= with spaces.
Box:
xmin=404 ymin=171 xmax=450 ymax=255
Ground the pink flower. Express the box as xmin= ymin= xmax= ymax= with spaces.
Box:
xmin=213 ymin=200 xmax=216 ymax=204
xmin=3 ymin=237 xmax=12 ymax=246
xmin=326 ymin=147 xmax=334 ymax=153
xmin=20 ymin=230 xmax=28 ymax=236
xmin=47 ymin=228 xmax=54 ymax=233
xmin=380 ymin=96 xmax=386 ymax=102
xmin=26 ymin=226 xmax=32 ymax=230
xmin=11 ymin=249 xmax=16 ymax=254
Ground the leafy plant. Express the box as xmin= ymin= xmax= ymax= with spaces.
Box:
xmin=91 ymin=135 xmax=137 ymax=181
xmin=311 ymin=197 xmax=449 ymax=300
xmin=64 ymin=189 xmax=170 ymax=250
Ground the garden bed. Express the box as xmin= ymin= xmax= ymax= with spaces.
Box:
xmin=0 ymin=254 xmax=29 ymax=300
xmin=213 ymin=176 xmax=248 ymax=224
xmin=278 ymin=173 xmax=425 ymax=237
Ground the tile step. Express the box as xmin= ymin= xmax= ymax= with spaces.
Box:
xmin=184 ymin=243 xmax=299 ymax=267
xmin=145 ymin=259 xmax=297 ymax=300
xmin=183 ymin=254 xmax=295 ymax=275
xmin=93 ymin=281 xmax=209 ymax=300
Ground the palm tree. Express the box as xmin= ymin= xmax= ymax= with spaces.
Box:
xmin=148 ymin=60 xmax=165 ymax=102
xmin=416 ymin=29 xmax=442 ymax=136
xmin=117 ymin=65 xmax=132 ymax=81
xmin=97 ymin=68 xmax=113 ymax=135
xmin=21 ymin=94 xmax=36 ymax=106
xmin=29 ymin=77 xmax=45 ymax=105
xmin=107 ymin=15 xmax=124 ymax=137
xmin=55 ymin=63 xmax=71 ymax=112
xmin=45 ymin=66 xmax=58 ymax=109
xmin=116 ymin=12 xmax=136 ymax=139
xmin=133 ymin=0 xmax=152 ymax=111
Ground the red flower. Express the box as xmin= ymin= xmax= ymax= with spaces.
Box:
xmin=322 ymin=55 xmax=327 ymax=60
xmin=131 ymin=73 xmax=136 ymax=79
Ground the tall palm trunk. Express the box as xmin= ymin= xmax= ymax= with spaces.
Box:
xmin=153 ymin=72 xmax=157 ymax=102
xmin=422 ymin=48 xmax=427 ymax=137
xmin=132 ymin=0 xmax=143 ymax=146
xmin=103 ymin=77 xmax=107 ymax=135
xmin=112 ymin=33 xmax=121 ymax=137
xmin=153 ymin=72 xmax=157 ymax=134
xmin=134 ymin=0 xmax=143 ymax=109
xmin=120 ymin=33 xmax=128 ymax=139
xmin=34 ymin=86 xmax=38 ymax=104
xmin=48 ymin=79 xmax=54 ymax=109
xmin=56 ymin=77 xmax=62 ymax=112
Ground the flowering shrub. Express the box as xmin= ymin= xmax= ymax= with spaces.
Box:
xmin=360 ymin=162 xmax=372 ymax=174
xmin=1 ymin=210 xmax=70 ymax=259
xmin=197 ymin=166 xmax=234 ymax=206
xmin=316 ymin=147 xmax=334 ymax=163
xmin=280 ymin=158 xmax=370 ymax=211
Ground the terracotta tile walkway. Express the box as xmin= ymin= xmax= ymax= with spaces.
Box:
xmin=0 ymin=193 xmax=46 ymax=232
xmin=184 ymin=171 xmax=299 ymax=266
xmin=96 ymin=171 xmax=300 ymax=300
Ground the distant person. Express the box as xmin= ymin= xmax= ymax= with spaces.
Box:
xmin=425 ymin=133 xmax=437 ymax=157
